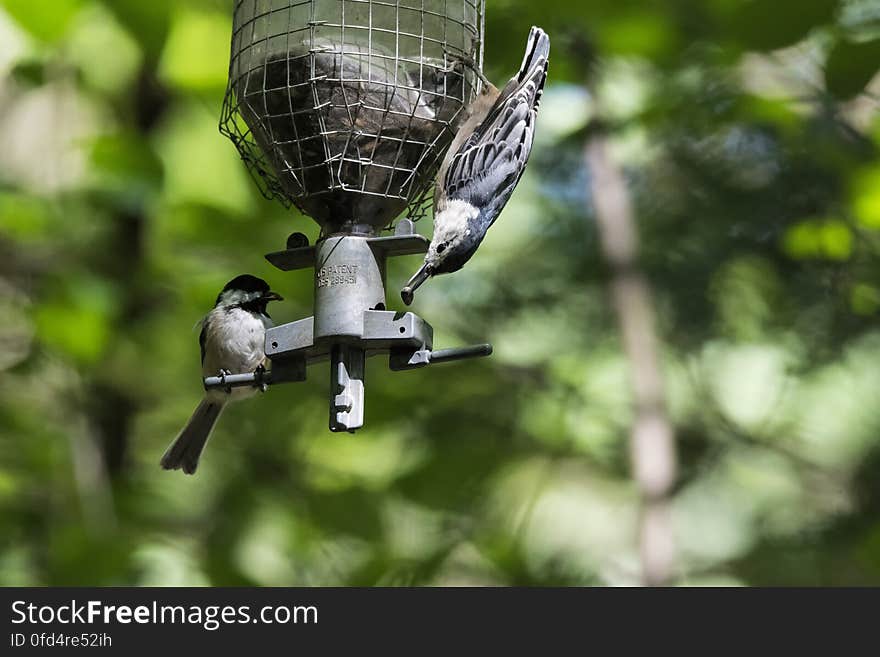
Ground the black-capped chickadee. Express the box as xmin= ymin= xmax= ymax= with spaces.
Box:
xmin=401 ymin=27 xmax=550 ymax=305
xmin=160 ymin=275 xmax=283 ymax=475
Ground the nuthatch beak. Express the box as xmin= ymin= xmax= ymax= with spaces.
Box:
xmin=401 ymin=264 xmax=432 ymax=305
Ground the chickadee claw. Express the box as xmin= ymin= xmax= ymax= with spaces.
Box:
xmin=219 ymin=369 xmax=233 ymax=393
xmin=255 ymin=364 xmax=268 ymax=393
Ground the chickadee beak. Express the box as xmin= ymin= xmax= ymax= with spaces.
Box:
xmin=401 ymin=264 xmax=431 ymax=306
xmin=262 ymin=291 xmax=284 ymax=302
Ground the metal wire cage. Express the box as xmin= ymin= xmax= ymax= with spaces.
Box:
xmin=220 ymin=0 xmax=485 ymax=234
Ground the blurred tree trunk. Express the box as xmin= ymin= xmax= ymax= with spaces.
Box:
xmin=87 ymin=65 xmax=169 ymax=477
xmin=585 ymin=127 xmax=678 ymax=586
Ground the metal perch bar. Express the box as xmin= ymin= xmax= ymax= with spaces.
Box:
xmin=203 ymin=370 xmax=272 ymax=391
xmin=430 ymin=344 xmax=493 ymax=364
xmin=204 ymin=342 xmax=492 ymax=392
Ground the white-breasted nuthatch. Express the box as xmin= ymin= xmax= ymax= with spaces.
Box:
xmin=160 ymin=275 xmax=283 ymax=475
xmin=401 ymin=27 xmax=550 ymax=305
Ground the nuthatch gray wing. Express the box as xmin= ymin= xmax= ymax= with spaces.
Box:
xmin=161 ymin=275 xmax=282 ymax=475
xmin=401 ymin=27 xmax=550 ymax=305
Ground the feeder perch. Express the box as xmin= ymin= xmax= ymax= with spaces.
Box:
xmin=218 ymin=0 xmax=490 ymax=432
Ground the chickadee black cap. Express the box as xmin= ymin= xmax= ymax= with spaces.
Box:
xmin=223 ymin=274 xmax=271 ymax=294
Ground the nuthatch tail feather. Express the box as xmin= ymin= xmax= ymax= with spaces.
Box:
xmin=402 ymin=26 xmax=550 ymax=305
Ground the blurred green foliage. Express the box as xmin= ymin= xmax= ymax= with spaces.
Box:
xmin=0 ymin=0 xmax=879 ymax=586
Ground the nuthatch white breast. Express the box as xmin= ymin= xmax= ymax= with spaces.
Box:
xmin=161 ymin=275 xmax=282 ymax=475
xmin=401 ymin=26 xmax=550 ymax=305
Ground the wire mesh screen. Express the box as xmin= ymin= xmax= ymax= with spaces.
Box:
xmin=220 ymin=0 xmax=485 ymax=234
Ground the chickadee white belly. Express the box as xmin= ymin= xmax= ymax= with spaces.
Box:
xmin=201 ymin=306 xmax=272 ymax=403
xmin=161 ymin=275 xmax=283 ymax=475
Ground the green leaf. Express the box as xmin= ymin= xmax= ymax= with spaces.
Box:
xmin=159 ymin=9 xmax=231 ymax=91
xmin=8 ymin=59 xmax=47 ymax=87
xmin=90 ymin=133 xmax=164 ymax=185
xmin=727 ymin=0 xmax=839 ymax=52
xmin=825 ymin=37 xmax=880 ymax=99
xmin=98 ymin=0 xmax=173 ymax=61
xmin=1 ymin=0 xmax=82 ymax=43
xmin=850 ymin=284 xmax=880 ymax=316
xmin=597 ymin=12 xmax=678 ymax=59
xmin=33 ymin=278 xmax=117 ymax=365
xmin=88 ymin=133 xmax=164 ymax=205
xmin=852 ymin=165 xmax=880 ymax=229
xmin=0 ymin=193 xmax=54 ymax=241
xmin=782 ymin=218 xmax=854 ymax=261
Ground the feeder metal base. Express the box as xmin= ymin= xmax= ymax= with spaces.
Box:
xmin=231 ymin=220 xmax=493 ymax=432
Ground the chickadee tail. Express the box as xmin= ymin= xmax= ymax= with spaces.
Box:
xmin=160 ymin=400 xmax=224 ymax=475
xmin=516 ymin=27 xmax=550 ymax=104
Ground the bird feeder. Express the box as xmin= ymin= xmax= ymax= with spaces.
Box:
xmin=216 ymin=0 xmax=491 ymax=432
